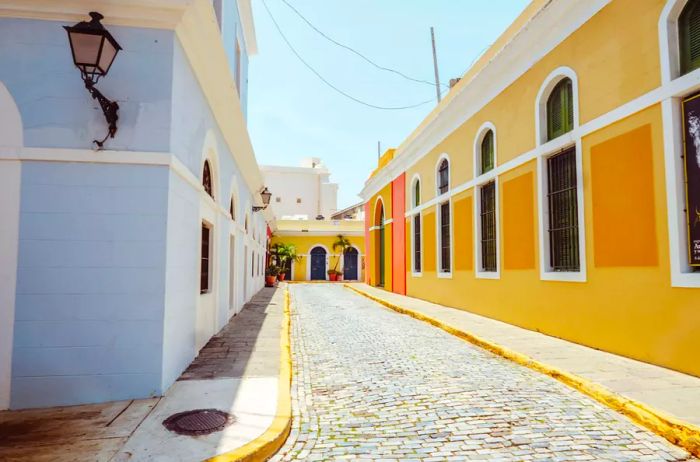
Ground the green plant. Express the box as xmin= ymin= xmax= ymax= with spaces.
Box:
xmin=331 ymin=234 xmax=352 ymax=273
xmin=271 ymin=242 xmax=300 ymax=274
xmin=265 ymin=265 xmax=280 ymax=277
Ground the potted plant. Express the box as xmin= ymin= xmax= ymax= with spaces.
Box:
xmin=331 ymin=234 xmax=352 ymax=281
xmin=327 ymin=269 xmax=340 ymax=282
xmin=265 ymin=265 xmax=280 ymax=287
xmin=271 ymin=242 xmax=300 ymax=281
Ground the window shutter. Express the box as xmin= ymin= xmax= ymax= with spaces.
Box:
xmin=680 ymin=0 xmax=700 ymax=75
xmin=481 ymin=130 xmax=494 ymax=174
xmin=547 ymin=79 xmax=573 ymax=141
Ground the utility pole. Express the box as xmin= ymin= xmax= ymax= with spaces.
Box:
xmin=377 ymin=141 xmax=381 ymax=160
xmin=431 ymin=27 xmax=441 ymax=103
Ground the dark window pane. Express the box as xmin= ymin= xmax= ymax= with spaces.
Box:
xmin=203 ymin=161 xmax=214 ymax=199
xmin=414 ymin=214 xmax=421 ymax=272
xmin=547 ymin=148 xmax=580 ymax=271
xmin=480 ymin=182 xmax=497 ymax=272
xmin=438 ymin=160 xmax=449 ymax=195
xmin=440 ymin=202 xmax=451 ymax=272
xmin=414 ymin=180 xmax=421 ymax=207
xmin=200 ymin=225 xmax=210 ymax=293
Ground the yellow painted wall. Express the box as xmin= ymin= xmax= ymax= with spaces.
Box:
xmin=371 ymin=0 xmax=700 ymax=377
xmin=402 ymin=103 xmax=700 ymax=378
xmin=270 ymin=234 xmax=365 ymax=281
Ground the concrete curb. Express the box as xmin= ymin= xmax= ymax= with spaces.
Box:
xmin=345 ymin=284 xmax=700 ymax=458
xmin=207 ymin=288 xmax=293 ymax=462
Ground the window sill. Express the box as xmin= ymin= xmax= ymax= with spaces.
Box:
xmin=540 ymin=270 xmax=586 ymax=283
xmin=411 ymin=272 xmax=423 ymax=278
xmin=671 ymin=271 xmax=700 ymax=288
xmin=437 ymin=271 xmax=453 ymax=279
xmin=476 ymin=270 xmax=500 ymax=280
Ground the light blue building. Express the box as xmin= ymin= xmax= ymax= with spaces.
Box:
xmin=0 ymin=0 xmax=271 ymax=409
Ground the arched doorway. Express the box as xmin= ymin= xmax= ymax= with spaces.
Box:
xmin=374 ymin=200 xmax=385 ymax=287
xmin=309 ymin=246 xmax=327 ymax=280
xmin=343 ymin=247 xmax=359 ymax=280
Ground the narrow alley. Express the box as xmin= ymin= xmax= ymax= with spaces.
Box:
xmin=273 ymin=284 xmax=695 ymax=461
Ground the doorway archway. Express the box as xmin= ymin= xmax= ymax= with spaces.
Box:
xmin=309 ymin=246 xmax=327 ymax=280
xmin=374 ymin=199 xmax=385 ymax=287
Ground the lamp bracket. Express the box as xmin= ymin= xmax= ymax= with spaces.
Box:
xmin=84 ymin=80 xmax=119 ymax=149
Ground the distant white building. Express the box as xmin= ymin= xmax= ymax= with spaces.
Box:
xmin=261 ymin=158 xmax=339 ymax=220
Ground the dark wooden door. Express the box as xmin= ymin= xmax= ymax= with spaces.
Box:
xmin=343 ymin=248 xmax=359 ymax=280
xmin=310 ymin=247 xmax=326 ymax=280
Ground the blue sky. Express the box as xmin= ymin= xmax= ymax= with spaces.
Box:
xmin=248 ymin=0 xmax=529 ymax=209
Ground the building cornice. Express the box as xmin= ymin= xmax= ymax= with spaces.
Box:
xmin=0 ymin=0 xmax=191 ymax=29
xmin=359 ymin=0 xmax=611 ymax=201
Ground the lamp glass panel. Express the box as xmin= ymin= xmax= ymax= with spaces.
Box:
xmin=69 ymin=32 xmax=103 ymax=67
xmin=98 ymin=40 xmax=118 ymax=74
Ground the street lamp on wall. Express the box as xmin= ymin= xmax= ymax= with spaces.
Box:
xmin=64 ymin=12 xmax=122 ymax=149
xmin=252 ymin=187 xmax=272 ymax=212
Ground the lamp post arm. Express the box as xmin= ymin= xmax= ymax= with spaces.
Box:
xmin=84 ymin=80 xmax=119 ymax=149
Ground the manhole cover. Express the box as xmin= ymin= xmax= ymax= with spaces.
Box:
xmin=162 ymin=409 xmax=234 ymax=436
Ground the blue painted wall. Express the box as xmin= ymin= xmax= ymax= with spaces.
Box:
xmin=12 ymin=162 xmax=169 ymax=408
xmin=0 ymin=18 xmax=173 ymax=152
xmin=3 ymin=11 xmax=266 ymax=409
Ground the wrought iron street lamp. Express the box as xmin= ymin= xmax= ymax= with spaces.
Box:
xmin=64 ymin=12 xmax=122 ymax=149
xmin=253 ymin=187 xmax=272 ymax=212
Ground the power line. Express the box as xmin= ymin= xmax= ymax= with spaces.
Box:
xmin=262 ymin=0 xmax=440 ymax=111
xmin=279 ymin=0 xmax=448 ymax=90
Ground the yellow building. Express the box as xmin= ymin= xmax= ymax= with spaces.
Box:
xmin=361 ymin=0 xmax=700 ymax=378
xmin=270 ymin=220 xmax=365 ymax=281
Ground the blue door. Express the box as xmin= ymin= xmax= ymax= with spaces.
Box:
xmin=310 ymin=247 xmax=326 ymax=280
xmin=343 ymin=248 xmax=359 ymax=280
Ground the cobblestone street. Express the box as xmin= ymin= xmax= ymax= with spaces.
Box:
xmin=272 ymin=284 xmax=695 ymax=461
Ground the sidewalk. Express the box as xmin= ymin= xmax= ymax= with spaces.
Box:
xmin=0 ymin=287 xmax=286 ymax=462
xmin=114 ymin=287 xmax=285 ymax=461
xmin=347 ymin=283 xmax=700 ymax=450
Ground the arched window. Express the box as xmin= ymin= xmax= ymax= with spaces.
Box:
xmin=437 ymin=158 xmax=449 ymax=195
xmin=202 ymin=160 xmax=214 ymax=199
xmin=480 ymin=130 xmax=495 ymax=174
xmin=546 ymin=78 xmax=574 ymax=141
xmin=229 ymin=197 xmax=235 ymax=220
xmin=413 ymin=178 xmax=421 ymax=207
xmin=680 ymin=0 xmax=700 ymax=75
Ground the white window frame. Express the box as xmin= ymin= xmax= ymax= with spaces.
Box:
xmin=473 ymin=123 xmax=500 ymax=279
xmin=436 ymin=199 xmax=453 ymax=278
xmin=409 ymin=174 xmax=423 ymax=277
xmin=434 ymin=154 xmax=453 ymax=278
xmin=474 ymin=178 xmax=501 ymax=280
xmin=535 ymin=68 xmax=587 ymax=283
xmin=660 ymin=0 xmax=700 ymax=287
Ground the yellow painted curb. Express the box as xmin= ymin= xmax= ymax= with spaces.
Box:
xmin=206 ymin=288 xmax=293 ymax=462
xmin=345 ymin=284 xmax=700 ymax=458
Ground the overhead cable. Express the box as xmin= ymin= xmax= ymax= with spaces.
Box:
xmin=262 ymin=0 xmax=440 ymax=111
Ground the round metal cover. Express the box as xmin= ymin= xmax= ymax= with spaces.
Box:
xmin=162 ymin=409 xmax=234 ymax=436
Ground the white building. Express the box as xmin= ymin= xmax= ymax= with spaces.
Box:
xmin=261 ymin=157 xmax=339 ymax=220
xmin=0 ymin=0 xmax=271 ymax=409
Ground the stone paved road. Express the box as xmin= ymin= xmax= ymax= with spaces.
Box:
xmin=271 ymin=284 xmax=695 ymax=461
